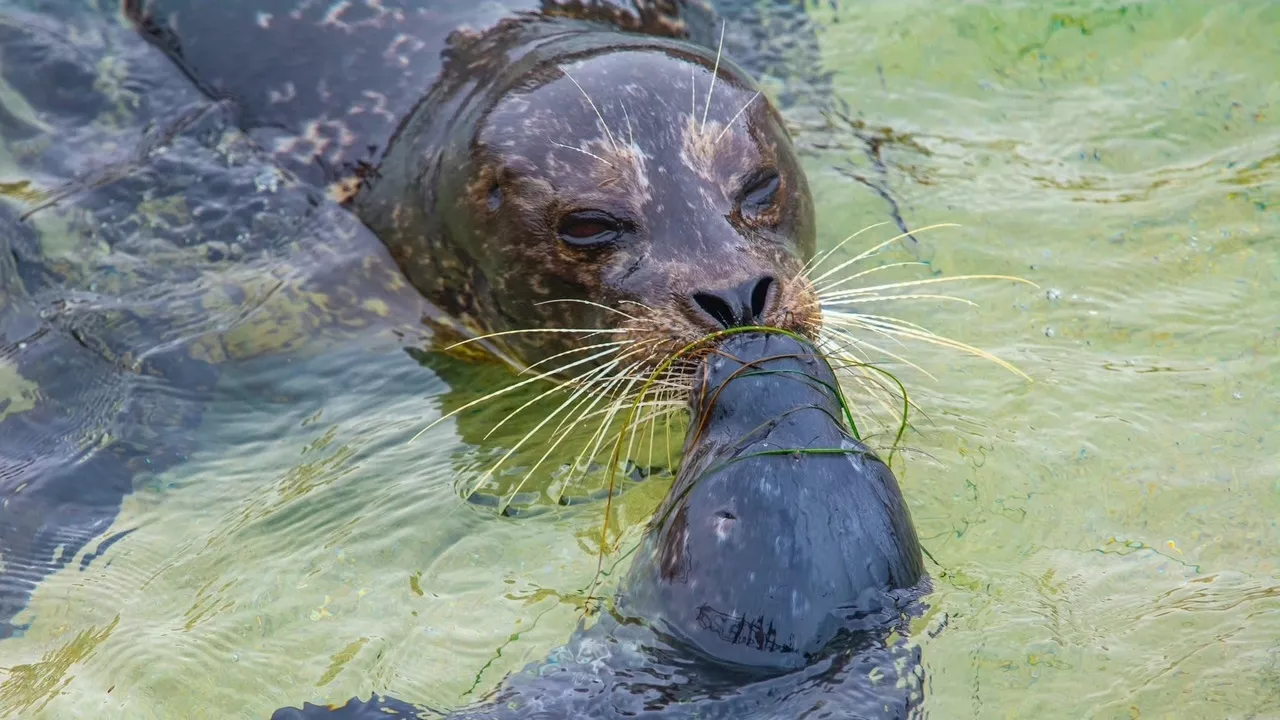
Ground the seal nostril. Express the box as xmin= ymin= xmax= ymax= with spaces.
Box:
xmin=693 ymin=292 xmax=739 ymax=330
xmin=750 ymin=276 xmax=773 ymax=322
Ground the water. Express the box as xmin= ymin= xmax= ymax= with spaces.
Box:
xmin=1 ymin=1 xmax=1278 ymax=718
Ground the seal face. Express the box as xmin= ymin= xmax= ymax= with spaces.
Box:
xmin=433 ymin=47 xmax=819 ymax=367
xmin=362 ymin=39 xmax=821 ymax=375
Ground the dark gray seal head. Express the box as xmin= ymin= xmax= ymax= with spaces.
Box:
xmin=359 ymin=31 xmax=822 ymax=372
xmin=618 ymin=331 xmax=925 ymax=670
xmin=273 ymin=332 xmax=928 ymax=718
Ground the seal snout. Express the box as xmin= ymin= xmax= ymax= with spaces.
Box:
xmin=690 ymin=274 xmax=775 ymax=329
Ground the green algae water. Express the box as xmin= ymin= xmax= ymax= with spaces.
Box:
xmin=2 ymin=1 xmax=1278 ymax=718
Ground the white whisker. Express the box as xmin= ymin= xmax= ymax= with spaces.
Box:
xmin=550 ymin=141 xmax=615 ymax=168
xmin=822 ymin=293 xmax=980 ymax=309
xmin=533 ymin=298 xmax=641 ymax=321
xmin=701 ymin=20 xmax=727 ymax=134
xmin=444 ymin=326 xmax=623 ymax=351
xmin=518 ymin=339 xmax=632 ymax=376
xmin=822 ymin=326 xmax=937 ymax=380
xmin=800 ymin=221 xmax=891 ymax=277
xmin=713 ymin=91 xmax=761 ymax=145
xmin=809 ymin=223 xmax=960 ymax=286
xmin=830 ymin=312 xmax=1029 ymax=379
xmin=560 ymin=68 xmax=619 ymax=153
xmin=820 ymin=274 xmax=1038 ymax=301
xmin=813 ymin=261 xmax=929 ymax=295
xmin=409 ymin=344 xmax=624 ymax=442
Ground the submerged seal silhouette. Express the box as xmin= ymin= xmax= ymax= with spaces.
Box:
xmin=274 ymin=332 xmax=928 ymax=718
xmin=126 ymin=0 xmax=825 ymax=369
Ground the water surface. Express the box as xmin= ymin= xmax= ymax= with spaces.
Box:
xmin=1 ymin=1 xmax=1277 ymax=718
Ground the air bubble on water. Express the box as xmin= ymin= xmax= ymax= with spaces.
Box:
xmin=1046 ymin=288 xmax=1063 ymax=301
xmin=1044 ymin=327 xmax=1055 ymax=337
xmin=255 ymin=168 xmax=281 ymax=193
xmin=1233 ymin=391 xmax=1243 ymax=400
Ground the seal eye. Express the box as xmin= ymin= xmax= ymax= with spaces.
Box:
xmin=559 ymin=211 xmax=624 ymax=249
xmin=740 ymin=169 xmax=781 ymax=218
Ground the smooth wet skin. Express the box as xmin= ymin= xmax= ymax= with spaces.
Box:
xmin=274 ymin=333 xmax=928 ymax=718
xmin=620 ymin=331 xmax=925 ymax=670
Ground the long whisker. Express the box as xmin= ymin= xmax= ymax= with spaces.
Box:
xmin=809 ymin=223 xmax=961 ymax=286
xmin=812 ymin=261 xmax=930 ymax=295
xmin=700 ymin=20 xmax=727 ymax=134
xmin=560 ymin=68 xmax=619 ymax=153
xmin=444 ymin=327 xmax=624 ymax=351
xmin=621 ymin=100 xmax=635 ymax=148
xmin=800 ymin=221 xmax=891 ymax=277
xmin=822 ymin=293 xmax=980 ymax=308
xmin=821 ymin=326 xmax=937 ymax=380
xmin=569 ymin=372 xmax=650 ymax=490
xmin=409 ymin=345 xmax=624 ymax=442
xmin=550 ymin=141 xmax=615 ymax=168
xmin=475 ymin=345 xmax=666 ymax=504
xmin=827 ymin=311 xmax=1030 ymax=379
xmin=518 ymin=339 xmax=632 ymax=376
xmin=819 ymin=274 xmax=1039 ymax=300
xmin=495 ymin=356 xmax=656 ymax=510
xmin=482 ymin=356 xmax=624 ymax=442
xmin=533 ymin=298 xmax=642 ymax=321
xmin=713 ymin=91 xmax=761 ymax=145
xmin=826 ymin=309 xmax=934 ymax=335
xmin=813 ymin=338 xmax=901 ymax=421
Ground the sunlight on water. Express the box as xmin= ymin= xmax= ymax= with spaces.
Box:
xmin=1 ymin=1 xmax=1277 ymax=718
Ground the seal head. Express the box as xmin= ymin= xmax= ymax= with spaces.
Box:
xmin=362 ymin=34 xmax=820 ymax=370
xmin=619 ymin=331 xmax=925 ymax=669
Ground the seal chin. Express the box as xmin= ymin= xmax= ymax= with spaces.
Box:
xmin=617 ymin=332 xmax=924 ymax=670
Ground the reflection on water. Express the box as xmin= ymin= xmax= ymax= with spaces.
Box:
xmin=1 ymin=0 xmax=1278 ymax=718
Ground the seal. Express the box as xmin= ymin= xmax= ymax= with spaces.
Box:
xmin=125 ymin=0 xmax=829 ymax=371
xmin=272 ymin=332 xmax=929 ymax=718
xmin=0 ymin=4 xmax=425 ymax=636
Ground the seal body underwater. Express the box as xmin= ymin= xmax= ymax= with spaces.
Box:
xmin=274 ymin=332 xmax=929 ymax=718
xmin=124 ymin=0 xmax=834 ymax=370
xmin=0 ymin=4 xmax=426 ymax=635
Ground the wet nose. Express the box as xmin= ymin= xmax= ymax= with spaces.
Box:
xmin=691 ymin=275 xmax=775 ymax=329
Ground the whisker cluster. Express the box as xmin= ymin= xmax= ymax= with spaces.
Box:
xmin=409 ymin=222 xmax=1033 ymax=548
xmin=412 ymin=322 xmax=696 ymax=517
xmin=799 ymin=222 xmax=1037 ymax=441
